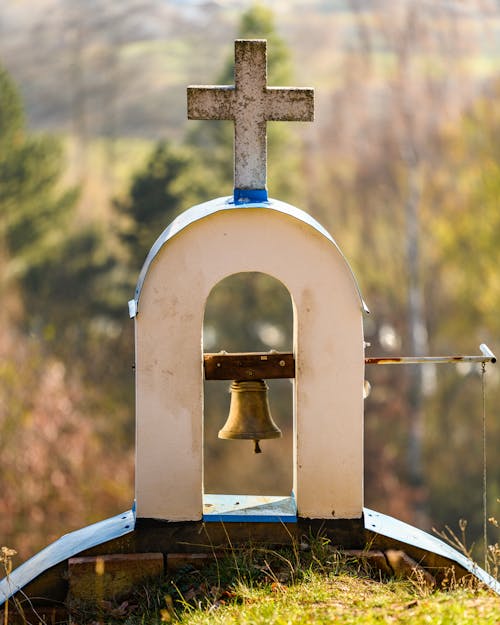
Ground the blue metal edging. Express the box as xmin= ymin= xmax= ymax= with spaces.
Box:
xmin=363 ymin=507 xmax=500 ymax=595
xmin=0 ymin=509 xmax=135 ymax=605
xmin=1 ymin=505 xmax=499 ymax=602
xmin=204 ymin=514 xmax=297 ymax=523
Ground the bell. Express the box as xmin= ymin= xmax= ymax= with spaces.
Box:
xmin=218 ymin=379 xmax=282 ymax=453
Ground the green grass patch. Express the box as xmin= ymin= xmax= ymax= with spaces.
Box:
xmin=68 ymin=540 xmax=500 ymax=625
xmin=179 ymin=580 xmax=498 ymax=625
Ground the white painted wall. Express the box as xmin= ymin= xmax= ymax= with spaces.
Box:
xmin=134 ymin=205 xmax=364 ymax=520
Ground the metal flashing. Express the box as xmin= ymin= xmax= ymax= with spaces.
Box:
xmin=0 ymin=509 xmax=135 ymax=604
xmin=364 ymin=507 xmax=500 ymax=595
xmin=2 ymin=506 xmax=499 ymax=604
xmin=128 ymin=299 xmax=137 ymax=318
xmin=129 ymin=196 xmax=368 ymax=318
xmin=203 ymin=494 xmax=297 ymax=523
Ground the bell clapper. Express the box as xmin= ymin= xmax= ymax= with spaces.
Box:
xmin=254 ymin=440 xmax=262 ymax=454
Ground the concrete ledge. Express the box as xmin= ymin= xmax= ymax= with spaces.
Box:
xmin=68 ymin=553 xmax=164 ymax=602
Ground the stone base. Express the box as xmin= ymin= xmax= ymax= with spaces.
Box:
xmin=4 ymin=510 xmax=492 ymax=621
xmin=68 ymin=553 xmax=164 ymax=602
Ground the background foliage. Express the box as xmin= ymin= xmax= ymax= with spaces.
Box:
xmin=1 ymin=1 xmax=499 ymax=565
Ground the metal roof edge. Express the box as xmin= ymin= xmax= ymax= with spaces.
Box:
xmin=364 ymin=507 xmax=500 ymax=595
xmin=0 ymin=509 xmax=135 ymax=605
xmin=129 ymin=196 xmax=368 ymax=318
xmin=3 ymin=506 xmax=497 ymax=603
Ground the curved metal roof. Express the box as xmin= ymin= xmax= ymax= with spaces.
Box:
xmin=128 ymin=196 xmax=369 ymax=318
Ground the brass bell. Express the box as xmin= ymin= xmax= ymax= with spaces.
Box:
xmin=218 ymin=379 xmax=282 ymax=453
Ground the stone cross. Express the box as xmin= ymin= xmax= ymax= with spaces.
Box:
xmin=187 ymin=39 xmax=314 ymax=202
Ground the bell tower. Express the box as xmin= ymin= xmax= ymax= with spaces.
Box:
xmin=2 ymin=39 xmax=499 ymax=611
xmin=130 ymin=40 xmax=367 ymax=523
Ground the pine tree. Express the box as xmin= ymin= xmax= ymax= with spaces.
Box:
xmin=0 ymin=65 xmax=76 ymax=291
xmin=116 ymin=141 xmax=220 ymax=270
xmin=0 ymin=63 xmax=120 ymax=345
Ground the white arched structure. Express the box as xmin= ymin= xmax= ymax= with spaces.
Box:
xmin=130 ymin=196 xmax=367 ymax=521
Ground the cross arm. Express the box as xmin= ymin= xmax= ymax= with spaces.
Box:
xmin=187 ymin=86 xmax=235 ymax=120
xmin=266 ymin=88 xmax=314 ymax=122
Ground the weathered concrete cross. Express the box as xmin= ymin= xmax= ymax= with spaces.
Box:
xmin=187 ymin=39 xmax=314 ymax=203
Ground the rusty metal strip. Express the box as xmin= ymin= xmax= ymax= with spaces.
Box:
xmin=366 ymin=344 xmax=496 ymax=366
xmin=366 ymin=356 xmax=493 ymax=365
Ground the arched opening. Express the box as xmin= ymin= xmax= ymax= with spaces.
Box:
xmin=134 ymin=203 xmax=364 ymax=521
xmin=203 ymin=271 xmax=294 ymax=496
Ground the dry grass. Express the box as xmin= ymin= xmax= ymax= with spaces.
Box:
xmin=64 ymin=538 xmax=500 ymax=625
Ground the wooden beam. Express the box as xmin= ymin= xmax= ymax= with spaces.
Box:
xmin=204 ymin=352 xmax=295 ymax=380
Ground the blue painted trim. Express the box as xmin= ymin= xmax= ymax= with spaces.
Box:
xmin=233 ymin=188 xmax=268 ymax=204
xmin=203 ymin=513 xmax=297 ymax=523
xmin=203 ymin=493 xmax=297 ymax=524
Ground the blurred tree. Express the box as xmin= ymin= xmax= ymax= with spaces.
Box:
xmin=116 ymin=141 xmax=219 ymax=270
xmin=0 ymin=63 xmax=76 ymax=300
xmin=309 ymin=46 xmax=500 ymax=547
xmin=421 ymin=86 xmax=500 ymax=549
xmin=308 ymin=2 xmax=470 ymax=529
xmin=0 ymin=62 xmax=123 ymax=346
xmin=0 ymin=63 xmax=134 ymax=560
xmin=428 ymin=90 xmax=500 ymax=341
xmin=0 ymin=326 xmax=133 ymax=561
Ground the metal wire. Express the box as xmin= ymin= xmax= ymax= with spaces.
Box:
xmin=482 ymin=361 xmax=488 ymax=571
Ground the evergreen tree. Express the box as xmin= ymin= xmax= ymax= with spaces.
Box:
xmin=0 ymin=65 xmax=76 ymax=291
xmin=116 ymin=141 xmax=219 ymax=270
xmin=0 ymin=63 xmax=121 ymax=347
xmin=0 ymin=63 xmax=133 ymax=557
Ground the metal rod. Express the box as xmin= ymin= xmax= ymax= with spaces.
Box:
xmin=366 ymin=344 xmax=496 ymax=366
xmin=480 ymin=343 xmax=497 ymax=363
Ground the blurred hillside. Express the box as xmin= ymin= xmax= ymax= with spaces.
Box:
xmin=2 ymin=0 xmax=500 ymax=140
xmin=2 ymin=0 xmax=499 ymax=215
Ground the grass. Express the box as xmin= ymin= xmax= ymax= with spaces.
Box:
xmin=177 ymin=579 xmax=498 ymax=625
xmin=66 ymin=538 xmax=500 ymax=625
